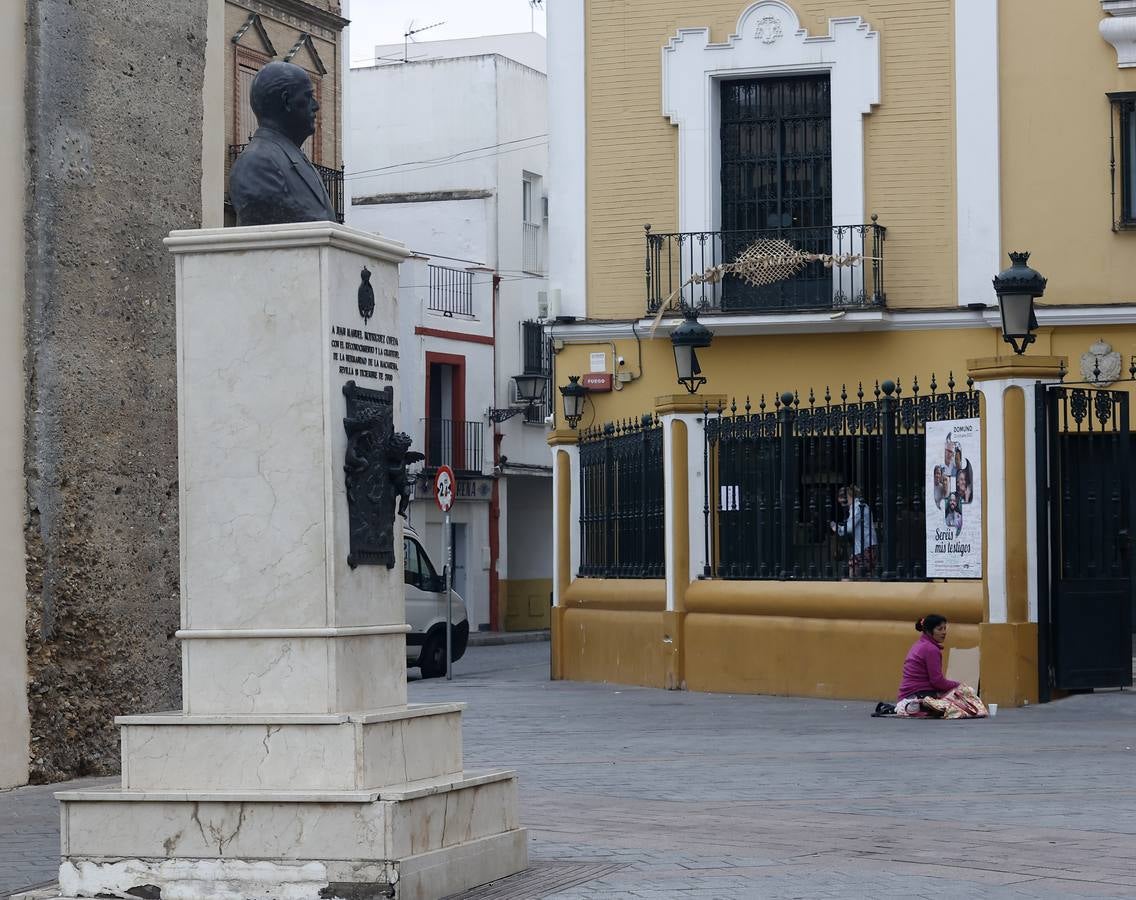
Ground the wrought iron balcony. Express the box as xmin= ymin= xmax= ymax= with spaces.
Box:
xmin=522 ymin=221 xmax=544 ymax=274
xmin=521 ymin=320 xmax=552 ymax=424
xmin=421 ymin=417 xmax=483 ymax=475
xmin=645 ymin=219 xmax=886 ymax=314
xmin=226 ymin=143 xmax=345 ymax=224
xmin=428 ymin=264 xmax=474 ymax=316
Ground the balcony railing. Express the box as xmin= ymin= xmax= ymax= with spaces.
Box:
xmin=421 ymin=418 xmax=483 ymax=475
xmin=522 ymin=221 xmax=543 ymax=274
xmin=521 ymin=320 xmax=552 ymax=424
xmin=645 ymin=219 xmax=886 ymax=314
xmin=226 ymin=143 xmax=345 ymax=224
xmin=428 ymin=265 xmax=474 ymax=317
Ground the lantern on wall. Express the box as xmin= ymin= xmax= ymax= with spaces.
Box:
xmin=669 ymin=304 xmax=714 ymax=393
xmin=559 ymin=375 xmax=587 ymax=428
xmin=992 ymin=251 xmax=1047 ymax=355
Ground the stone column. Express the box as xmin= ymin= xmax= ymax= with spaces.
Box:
xmin=655 ymin=394 xmax=725 ymax=690
xmin=968 ymin=354 xmax=1066 ymax=707
xmin=24 ymin=223 xmax=526 ymax=900
xmin=547 ymin=427 xmax=579 ymax=680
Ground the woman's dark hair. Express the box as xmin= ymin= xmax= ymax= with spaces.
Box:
xmin=916 ymin=614 xmax=948 ymax=633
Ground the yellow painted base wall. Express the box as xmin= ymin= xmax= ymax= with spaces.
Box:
xmin=558 ymin=608 xmax=669 ymax=688
xmin=979 ymin=622 xmax=1039 ymax=708
xmin=685 ymin=614 xmax=979 ymax=701
xmin=553 ymin=578 xmax=993 ymax=702
xmin=501 ymin=578 xmax=553 ymax=631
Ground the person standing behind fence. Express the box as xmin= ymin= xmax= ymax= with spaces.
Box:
xmin=830 ymin=484 xmax=878 ymax=578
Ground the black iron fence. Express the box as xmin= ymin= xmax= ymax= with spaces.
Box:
xmin=421 ymin=418 xmax=483 ymax=475
xmin=313 ymin=161 xmax=345 ymax=225
xmin=645 ymin=220 xmax=886 ymax=314
xmin=428 ymin=265 xmax=474 ymax=317
xmin=226 ymin=143 xmax=345 ymax=224
xmin=704 ymin=374 xmax=979 ymax=581
xmin=579 ymin=415 xmax=665 ymax=578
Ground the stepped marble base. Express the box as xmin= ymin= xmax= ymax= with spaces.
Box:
xmin=116 ymin=704 xmax=465 ymax=792
xmin=15 ymin=829 xmax=526 ymax=900
xmin=16 ymin=770 xmax=526 ymax=900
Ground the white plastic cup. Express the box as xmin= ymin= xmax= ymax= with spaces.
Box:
xmin=988 ymin=703 xmax=998 ymax=717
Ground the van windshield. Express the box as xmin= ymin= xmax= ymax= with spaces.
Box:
xmin=403 ymin=537 xmax=439 ymax=588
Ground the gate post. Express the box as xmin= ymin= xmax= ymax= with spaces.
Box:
xmin=967 ymin=355 xmax=1066 ymax=707
xmin=880 ymin=380 xmax=898 ymax=579
xmin=777 ymin=391 xmax=797 ymax=579
xmin=548 ymin=426 xmax=580 ymax=681
xmin=656 ymin=393 xmax=725 ymax=690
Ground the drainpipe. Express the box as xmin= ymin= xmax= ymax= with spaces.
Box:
xmin=489 ymin=273 xmax=502 ymax=632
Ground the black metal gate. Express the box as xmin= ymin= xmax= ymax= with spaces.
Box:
xmin=719 ymin=74 xmax=832 ymax=310
xmin=1036 ymin=384 xmax=1134 ymax=695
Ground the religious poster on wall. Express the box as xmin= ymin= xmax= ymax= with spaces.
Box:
xmin=925 ymin=418 xmax=982 ymax=578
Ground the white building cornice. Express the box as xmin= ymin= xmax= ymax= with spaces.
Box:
xmin=548 ymin=305 xmax=1136 ymax=342
xmin=1101 ymin=1 xmax=1136 ymax=68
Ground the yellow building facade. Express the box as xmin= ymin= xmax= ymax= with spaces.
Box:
xmin=544 ymin=0 xmax=1136 ymax=707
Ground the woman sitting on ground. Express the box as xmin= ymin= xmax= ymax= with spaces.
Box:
xmin=894 ymin=615 xmax=987 ymax=718
xmin=898 ymin=615 xmax=957 ymax=701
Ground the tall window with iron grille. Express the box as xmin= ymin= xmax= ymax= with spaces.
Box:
xmin=522 ymin=172 xmax=544 ymax=274
xmin=1110 ymin=92 xmax=1136 ymax=230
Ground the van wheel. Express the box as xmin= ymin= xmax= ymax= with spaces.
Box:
xmin=418 ymin=631 xmax=447 ymax=679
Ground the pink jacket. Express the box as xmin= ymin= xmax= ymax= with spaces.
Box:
xmin=897 ymin=632 xmax=959 ymax=701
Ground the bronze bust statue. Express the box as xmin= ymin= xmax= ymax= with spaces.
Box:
xmin=229 ymin=61 xmax=337 ymax=226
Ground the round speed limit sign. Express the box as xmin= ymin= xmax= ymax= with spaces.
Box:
xmin=433 ymin=465 xmax=456 ymax=513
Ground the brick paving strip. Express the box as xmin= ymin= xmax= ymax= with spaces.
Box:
xmin=4 ymin=644 xmax=1135 ymax=899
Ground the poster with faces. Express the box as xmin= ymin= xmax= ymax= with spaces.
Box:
xmin=925 ymin=418 xmax=982 ymax=578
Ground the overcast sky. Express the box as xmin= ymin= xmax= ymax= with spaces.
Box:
xmin=347 ymin=0 xmax=547 ymax=67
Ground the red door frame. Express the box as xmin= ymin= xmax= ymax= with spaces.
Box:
xmin=424 ymin=352 xmax=467 ymax=470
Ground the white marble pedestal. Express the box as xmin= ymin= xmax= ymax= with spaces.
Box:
xmin=18 ymin=223 xmax=526 ymax=900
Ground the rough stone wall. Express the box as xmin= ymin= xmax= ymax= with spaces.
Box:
xmin=23 ymin=0 xmax=207 ymax=782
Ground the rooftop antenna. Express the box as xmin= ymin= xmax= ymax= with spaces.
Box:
xmin=529 ymin=0 xmax=543 ymax=32
xmin=403 ymin=20 xmax=445 ymax=63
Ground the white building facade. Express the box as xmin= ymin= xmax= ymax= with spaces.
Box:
xmin=347 ymin=33 xmax=553 ymax=633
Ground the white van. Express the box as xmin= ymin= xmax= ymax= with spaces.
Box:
xmin=403 ymin=525 xmax=469 ymax=678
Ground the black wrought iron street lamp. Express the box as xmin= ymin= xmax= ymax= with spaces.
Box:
xmin=559 ymin=375 xmax=587 ymax=428
xmin=488 ymin=374 xmax=548 ymax=423
xmin=670 ymin=304 xmax=713 ymax=394
xmin=992 ymin=251 xmax=1047 ymax=355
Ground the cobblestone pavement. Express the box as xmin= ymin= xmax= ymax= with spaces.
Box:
xmin=4 ymin=642 xmax=1135 ymax=899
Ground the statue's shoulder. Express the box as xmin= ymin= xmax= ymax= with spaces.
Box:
xmin=231 ymin=130 xmax=291 ymax=176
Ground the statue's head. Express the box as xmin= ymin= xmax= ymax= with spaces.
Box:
xmin=386 ymin=432 xmax=414 ymax=458
xmin=250 ymin=61 xmax=320 ymax=147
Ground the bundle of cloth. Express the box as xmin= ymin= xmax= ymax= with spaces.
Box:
xmin=876 ymin=614 xmax=988 ymax=719
xmin=894 ymin=684 xmax=987 ymax=719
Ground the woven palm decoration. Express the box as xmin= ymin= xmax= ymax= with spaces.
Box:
xmin=730 ymin=238 xmax=809 ymax=287
xmin=650 ymin=237 xmax=878 ymax=331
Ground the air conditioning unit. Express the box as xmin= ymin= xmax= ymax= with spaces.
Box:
xmin=537 ymin=290 xmax=549 ymax=320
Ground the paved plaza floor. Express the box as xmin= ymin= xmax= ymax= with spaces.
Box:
xmin=2 ymin=642 xmax=1134 ymax=899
